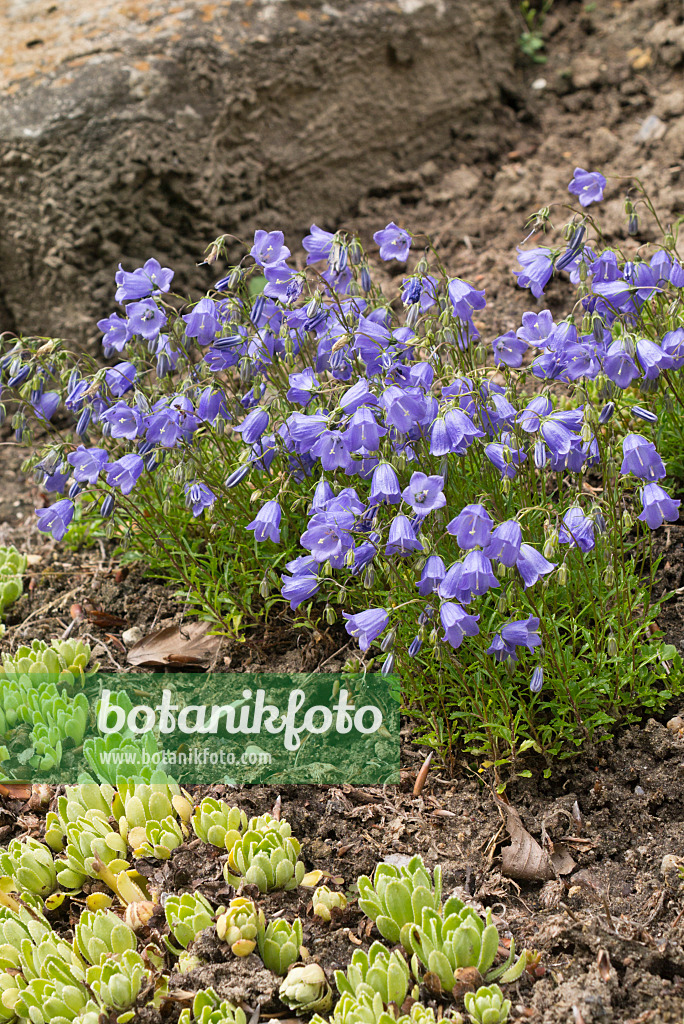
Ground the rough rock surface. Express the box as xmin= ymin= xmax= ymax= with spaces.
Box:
xmin=0 ymin=0 xmax=522 ymax=344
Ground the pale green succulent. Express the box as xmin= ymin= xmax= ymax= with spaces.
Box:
xmin=86 ymin=948 xmax=148 ymax=1011
xmin=191 ymin=798 xmax=247 ymax=849
xmin=257 ymin=915 xmax=303 ymax=975
xmin=0 ymin=971 xmax=26 ymax=1023
xmin=112 ymin=776 xmax=182 ymax=845
xmin=279 ymin=963 xmax=332 ymax=1016
xmin=83 ymin=731 xmax=160 ymax=786
xmin=18 ymin=928 xmax=82 ymax=983
xmin=57 ymin=814 xmax=129 ymax=891
xmin=1 ymin=638 xmax=98 ymax=691
xmin=129 ymin=815 xmax=185 ymax=859
xmin=404 ymin=900 xmax=526 ymax=992
xmin=164 ymin=892 xmax=215 ymax=950
xmin=464 ymin=984 xmax=511 ymax=1024
xmin=178 ymin=987 xmax=247 ymax=1024
xmin=334 ymin=941 xmax=411 ymax=1007
xmin=0 ymin=546 xmax=26 ymax=617
xmin=247 ymin=812 xmax=294 ymax=839
xmin=313 ymin=885 xmax=348 ymax=922
xmin=0 ymin=902 xmax=52 ymax=970
xmin=74 ymin=909 xmax=138 ymax=965
xmin=311 ymin=991 xmax=455 ymax=1024
xmin=15 ymin=954 xmax=97 ymax=1024
xmin=45 ymin=783 xmax=115 ymax=852
xmin=216 ymin=897 xmax=259 ymax=956
xmin=357 ymin=856 xmax=442 ymax=946
xmin=224 ymin=829 xmax=305 ymax=893
xmin=0 ymin=837 xmax=57 ymax=897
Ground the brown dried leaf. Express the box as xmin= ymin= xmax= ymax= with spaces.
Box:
xmin=84 ymin=605 xmax=128 ymax=629
xmin=496 ymin=798 xmax=554 ymax=882
xmin=127 ymin=621 xmax=221 ymax=668
xmin=549 ymin=842 xmax=576 ymax=876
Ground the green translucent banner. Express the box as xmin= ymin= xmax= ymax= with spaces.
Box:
xmin=0 ymin=672 xmax=400 ymax=785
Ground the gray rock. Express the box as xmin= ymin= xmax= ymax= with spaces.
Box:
xmin=0 ymin=0 xmax=521 ymax=343
xmin=634 ymin=114 xmax=666 ymax=143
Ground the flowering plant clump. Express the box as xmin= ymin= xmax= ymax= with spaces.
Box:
xmin=3 ymin=172 xmax=684 ymax=765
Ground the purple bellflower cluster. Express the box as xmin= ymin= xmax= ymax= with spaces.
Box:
xmin=2 ymin=165 xmax=681 ymax=727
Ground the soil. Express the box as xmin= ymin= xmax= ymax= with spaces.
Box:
xmin=2 ymin=1 xmax=684 ymax=1022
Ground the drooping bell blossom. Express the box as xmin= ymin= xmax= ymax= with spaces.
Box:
xmin=42 ymin=467 xmax=70 ymax=493
xmin=302 ymin=224 xmax=335 ymax=264
xmin=183 ymin=297 xmax=220 ymax=346
xmin=247 ymin=499 xmax=282 ymax=542
xmin=636 ymin=337 xmax=673 ymax=379
xmin=311 ymin=430 xmax=353 ymax=472
xmin=381 ymin=386 xmax=427 ymax=433
xmin=115 ymin=258 xmax=174 ymax=303
xmin=517 ymin=310 xmax=556 ymax=347
xmin=487 ymin=633 xmax=516 ymax=663
xmin=104 ymin=454 xmax=145 ymax=495
xmin=492 ymin=331 xmax=527 ymax=368
xmin=343 ymin=406 xmax=386 ymax=452
xmin=530 ymin=667 xmax=544 ymax=693
xmin=485 ymin=440 xmax=527 ymax=480
xmin=264 ymin=263 xmax=304 ymax=304
xmin=234 ymin=407 xmax=269 ymax=445
xmin=517 ymin=396 xmax=553 ymax=433
xmin=558 ymin=507 xmax=595 ymax=553
xmin=198 ymin=387 xmax=229 ymax=423
xmin=281 ymin=570 xmax=321 ymax=610
xmin=603 ymin=339 xmax=640 ymax=389
xmin=445 ymin=408 xmax=484 ymax=447
xmin=350 ymin=541 xmax=377 ymax=576
xmin=514 ymin=246 xmax=553 ymax=298
xmin=339 ymin=379 xmax=379 ymax=415
xmin=501 ymin=615 xmax=542 ymax=652
xmin=145 ymin=406 xmax=182 ymax=448
xmin=343 ymin=608 xmax=389 ymax=651
xmin=568 ymin=167 xmax=606 ymax=207
xmin=67 ymin=446 xmax=108 ymax=484
xmin=373 ymin=222 xmax=411 ymax=262
xmin=429 ymin=417 xmax=454 ymax=457
xmin=638 ymin=483 xmax=681 ymax=529
xmin=370 ymin=463 xmax=401 ymax=505
xmin=300 ymin=513 xmax=354 ymax=563
xmin=250 ymin=230 xmax=291 ymax=267
xmin=540 ymin=414 xmax=580 ymax=458
xmin=32 ymin=392 xmax=60 ymax=422
xmin=104 ymin=361 xmax=136 ymax=397
xmin=440 ymin=602 xmax=480 ymax=650
xmin=417 ymin=555 xmax=446 ymax=596
xmin=459 ymin=550 xmax=499 ymax=597
xmin=479 ymin=389 xmax=516 ymax=436
xmin=185 ymin=482 xmax=217 ymax=518
xmin=447 ymin=503 xmax=493 ymax=550
xmin=98 ymin=313 xmax=132 ymax=355
xmin=35 ymin=499 xmax=74 ymax=541
xmin=438 ymin=562 xmax=471 ymax=604
xmin=401 ymin=274 xmax=438 ymax=310
xmin=401 ymin=473 xmax=445 ymax=515
xmin=621 ymin=434 xmax=666 ymax=481
xmin=661 ymin=329 xmax=684 ymax=368
xmin=447 ymin=278 xmax=486 ymax=321
xmin=100 ymin=403 xmax=143 ymax=440
xmin=485 ymin=519 xmax=522 ymax=567
xmin=517 ymin=543 xmax=555 ymax=588
xmin=287 ymin=368 xmax=319 ymax=406
xmin=126 ymin=298 xmax=167 ymax=340
xmin=385 ymin=515 xmax=423 ymax=556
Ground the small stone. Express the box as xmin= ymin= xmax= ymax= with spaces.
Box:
xmin=122 ymin=626 xmax=143 ymax=647
xmin=589 ymin=126 xmax=619 ymax=164
xmin=531 ymin=77 xmax=547 ymax=91
xmin=666 ymin=715 xmax=684 ymax=733
xmin=655 ymin=89 xmax=684 ymax=119
xmin=571 ymin=55 xmax=603 ymax=90
xmin=634 ymin=785 xmax=645 ymax=796
xmin=634 ymin=114 xmax=666 ymax=143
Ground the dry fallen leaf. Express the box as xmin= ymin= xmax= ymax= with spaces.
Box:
xmin=127 ymin=621 xmax=221 ymax=668
xmin=496 ymin=798 xmax=554 ymax=882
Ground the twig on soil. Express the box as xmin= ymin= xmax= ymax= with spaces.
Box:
xmin=81 ymin=631 xmax=124 ymax=671
xmin=413 ymin=752 xmax=432 ymax=797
